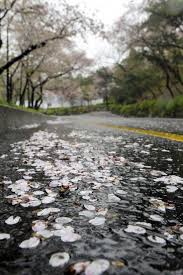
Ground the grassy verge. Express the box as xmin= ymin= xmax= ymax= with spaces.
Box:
xmin=109 ymin=96 xmax=183 ymax=118
xmin=42 ymin=104 xmax=106 ymax=116
xmin=2 ymin=96 xmax=183 ymax=118
xmin=0 ymin=100 xmax=41 ymax=114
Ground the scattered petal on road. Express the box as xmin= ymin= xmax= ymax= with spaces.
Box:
xmin=108 ymin=194 xmax=121 ymax=202
xmin=0 ymin=233 xmax=10 ymax=240
xmin=125 ymin=225 xmax=146 ymax=234
xmin=37 ymin=208 xmax=60 ymax=216
xmin=42 ymin=196 xmax=55 ymax=204
xmin=148 ymin=235 xmax=166 ymax=244
xmin=84 ymin=204 xmax=96 ymax=211
xmin=19 ymin=237 xmax=40 ymax=249
xmin=5 ymin=216 xmax=21 ymax=225
xmin=79 ymin=210 xmax=95 ymax=218
xmin=166 ymin=186 xmax=178 ymax=193
xmin=89 ymin=217 xmax=106 ymax=226
xmin=55 ymin=217 xmax=72 ymax=225
xmin=49 ymin=252 xmax=70 ymax=267
xmin=150 ymin=214 xmax=164 ymax=222
xmin=85 ymin=259 xmax=110 ymax=275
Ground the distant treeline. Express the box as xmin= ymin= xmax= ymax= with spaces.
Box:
xmin=41 ymin=95 xmax=183 ymax=118
xmin=95 ymin=0 xmax=183 ymax=107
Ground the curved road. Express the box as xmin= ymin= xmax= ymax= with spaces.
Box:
xmin=0 ymin=112 xmax=183 ymax=275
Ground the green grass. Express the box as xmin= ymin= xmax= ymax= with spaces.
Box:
xmin=2 ymin=96 xmax=183 ymax=118
xmin=42 ymin=104 xmax=106 ymax=116
xmin=0 ymin=101 xmax=41 ymax=114
xmin=109 ymin=96 xmax=183 ymax=118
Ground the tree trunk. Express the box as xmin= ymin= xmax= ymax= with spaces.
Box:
xmin=19 ymin=78 xmax=29 ymax=106
xmin=166 ymin=73 xmax=174 ymax=98
xmin=6 ymin=24 xmax=11 ymax=103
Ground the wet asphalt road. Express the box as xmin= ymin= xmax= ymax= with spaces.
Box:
xmin=1 ymin=112 xmax=183 ymax=275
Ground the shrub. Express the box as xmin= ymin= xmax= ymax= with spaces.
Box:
xmin=43 ymin=104 xmax=106 ymax=116
xmin=109 ymin=96 xmax=183 ymax=118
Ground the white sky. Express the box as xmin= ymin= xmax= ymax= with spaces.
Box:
xmin=54 ymin=0 xmax=143 ymax=67
xmin=67 ymin=0 xmax=128 ymax=67
xmin=68 ymin=0 xmax=126 ymax=25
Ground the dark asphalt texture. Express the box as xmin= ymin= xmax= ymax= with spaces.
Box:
xmin=1 ymin=112 xmax=183 ymax=275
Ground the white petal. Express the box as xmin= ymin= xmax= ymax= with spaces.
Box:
xmin=148 ymin=235 xmax=166 ymax=244
xmin=53 ymin=226 xmax=74 ymax=237
xmin=84 ymin=205 xmax=96 ymax=211
xmin=125 ymin=225 xmax=146 ymax=234
xmin=32 ymin=221 xmax=47 ymax=232
xmin=55 ymin=217 xmax=72 ymax=225
xmin=80 ymin=190 xmax=92 ymax=196
xmin=79 ymin=211 xmax=95 ymax=218
xmin=116 ymin=190 xmax=127 ymax=195
xmin=49 ymin=181 xmax=61 ymax=188
xmin=154 ymin=175 xmax=183 ymax=185
xmin=49 ymin=252 xmax=70 ymax=267
xmin=33 ymin=191 xmax=45 ymax=196
xmin=108 ymin=194 xmax=121 ymax=202
xmin=61 ymin=232 xmax=81 ymax=242
xmin=180 ymin=235 xmax=183 ymax=240
xmin=166 ymin=186 xmax=178 ymax=193
xmin=36 ymin=230 xmax=53 ymax=239
xmin=5 ymin=216 xmax=21 ymax=225
xmin=0 ymin=233 xmax=10 ymax=240
xmin=19 ymin=237 xmax=40 ymax=249
xmin=85 ymin=259 xmax=110 ymax=275
xmin=150 ymin=215 xmax=164 ymax=222
xmin=37 ymin=208 xmax=60 ymax=216
xmin=82 ymin=196 xmax=91 ymax=201
xmin=53 ymin=223 xmax=65 ymax=230
xmin=42 ymin=196 xmax=55 ymax=204
xmin=135 ymin=222 xmax=152 ymax=229
xmin=89 ymin=217 xmax=106 ymax=226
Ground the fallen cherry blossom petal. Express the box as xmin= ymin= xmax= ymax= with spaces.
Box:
xmin=79 ymin=211 xmax=95 ymax=218
xmin=5 ymin=216 xmax=21 ymax=225
xmin=116 ymin=190 xmax=127 ymax=195
xmin=125 ymin=225 xmax=146 ymax=234
xmin=89 ymin=217 xmax=106 ymax=226
xmin=19 ymin=237 xmax=40 ymax=249
xmin=36 ymin=230 xmax=53 ymax=239
xmin=42 ymin=196 xmax=55 ymax=204
xmin=80 ymin=190 xmax=92 ymax=196
xmin=148 ymin=235 xmax=166 ymax=244
xmin=135 ymin=222 xmax=152 ymax=229
xmin=49 ymin=252 xmax=70 ymax=267
xmin=61 ymin=232 xmax=81 ymax=242
xmin=85 ymin=259 xmax=110 ymax=275
xmin=84 ymin=204 xmax=96 ymax=211
xmin=108 ymin=194 xmax=121 ymax=202
xmin=150 ymin=214 xmax=164 ymax=222
xmin=0 ymin=233 xmax=10 ymax=240
xmin=32 ymin=221 xmax=47 ymax=232
xmin=55 ymin=217 xmax=72 ymax=225
xmin=166 ymin=186 xmax=178 ymax=193
xmin=37 ymin=208 xmax=60 ymax=216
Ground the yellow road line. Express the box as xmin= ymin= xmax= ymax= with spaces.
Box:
xmin=100 ymin=124 xmax=183 ymax=143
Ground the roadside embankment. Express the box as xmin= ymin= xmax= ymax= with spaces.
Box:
xmin=0 ymin=105 xmax=47 ymax=134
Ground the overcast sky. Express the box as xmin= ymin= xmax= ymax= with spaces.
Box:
xmin=67 ymin=0 xmax=127 ymax=66
xmin=54 ymin=0 xmax=142 ymax=67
